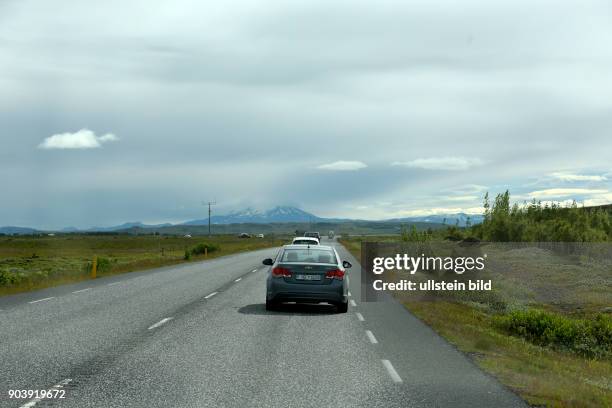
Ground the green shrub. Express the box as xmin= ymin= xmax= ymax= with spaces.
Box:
xmin=494 ymin=309 xmax=612 ymax=358
xmin=83 ymin=257 xmax=116 ymax=275
xmin=190 ymin=242 xmax=220 ymax=256
xmin=184 ymin=249 xmax=191 ymax=260
xmin=96 ymin=257 xmax=115 ymax=273
xmin=0 ymin=270 xmax=20 ymax=285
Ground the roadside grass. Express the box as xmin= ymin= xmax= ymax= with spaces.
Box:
xmin=0 ymin=235 xmax=285 ymax=296
xmin=406 ymin=301 xmax=612 ymax=407
xmin=339 ymin=236 xmax=612 ymax=407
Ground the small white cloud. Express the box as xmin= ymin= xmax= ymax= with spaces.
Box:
xmin=98 ymin=133 xmax=119 ymax=143
xmin=317 ymin=160 xmax=367 ymax=171
xmin=392 ymin=157 xmax=484 ymax=171
xmin=549 ymin=172 xmax=607 ymax=182
xmin=528 ymin=188 xmax=608 ymax=198
xmin=38 ymin=129 xmax=119 ymax=150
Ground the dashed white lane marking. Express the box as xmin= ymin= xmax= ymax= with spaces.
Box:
xmin=234 ymin=278 xmax=242 ymax=282
xmin=148 ymin=317 xmax=173 ymax=330
xmin=349 ymin=299 xmax=357 ymax=307
xmin=72 ymin=288 xmax=92 ymax=294
xmin=251 ymin=269 xmax=257 ymax=273
xmin=356 ymin=312 xmax=365 ymax=321
xmin=382 ymin=360 xmax=403 ymax=383
xmin=107 ymin=282 xmax=121 ymax=286
xmin=366 ymin=330 xmax=378 ymax=344
xmin=204 ymin=292 xmax=218 ymax=299
xmin=28 ymin=297 xmax=54 ymax=304
xmin=19 ymin=378 xmax=72 ymax=408
xmin=348 ymin=291 xmax=352 ymax=297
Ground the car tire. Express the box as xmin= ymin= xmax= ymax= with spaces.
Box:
xmin=265 ymin=299 xmax=277 ymax=311
xmin=336 ymin=301 xmax=348 ymax=313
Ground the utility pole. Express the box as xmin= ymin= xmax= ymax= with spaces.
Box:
xmin=203 ymin=201 xmax=216 ymax=236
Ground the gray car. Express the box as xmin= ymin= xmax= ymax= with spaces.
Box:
xmin=262 ymin=244 xmax=351 ymax=313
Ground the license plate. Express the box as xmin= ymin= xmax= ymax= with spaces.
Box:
xmin=295 ymin=274 xmax=321 ymax=281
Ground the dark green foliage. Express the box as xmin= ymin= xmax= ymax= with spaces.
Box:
xmin=444 ymin=226 xmax=465 ymax=241
xmin=0 ymin=270 xmax=23 ymax=285
xmin=190 ymin=242 xmax=220 ymax=256
xmin=494 ymin=309 xmax=612 ymax=358
xmin=400 ymin=225 xmax=432 ymax=242
xmin=184 ymin=249 xmax=191 ymax=260
xmin=473 ymin=191 xmax=612 ymax=242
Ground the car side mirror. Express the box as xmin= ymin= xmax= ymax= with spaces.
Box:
xmin=342 ymin=261 xmax=352 ymax=269
xmin=262 ymin=258 xmax=274 ymax=266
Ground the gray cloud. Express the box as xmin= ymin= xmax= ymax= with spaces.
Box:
xmin=317 ymin=161 xmax=367 ymax=171
xmin=1 ymin=0 xmax=612 ymax=228
xmin=392 ymin=157 xmax=485 ymax=171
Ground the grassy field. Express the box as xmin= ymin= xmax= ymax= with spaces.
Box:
xmin=340 ymin=236 xmax=612 ymax=407
xmin=0 ymin=234 xmax=285 ymax=296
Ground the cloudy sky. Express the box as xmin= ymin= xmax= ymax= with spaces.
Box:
xmin=2 ymin=0 xmax=612 ymax=229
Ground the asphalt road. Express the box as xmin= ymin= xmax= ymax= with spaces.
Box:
xmin=0 ymin=239 xmax=526 ymax=408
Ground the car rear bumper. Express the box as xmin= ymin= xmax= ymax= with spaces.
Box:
xmin=267 ymin=279 xmax=347 ymax=304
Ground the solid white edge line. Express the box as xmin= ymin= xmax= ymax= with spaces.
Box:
xmin=365 ymin=330 xmax=378 ymax=344
xmin=234 ymin=278 xmax=242 ymax=282
xmin=147 ymin=317 xmax=173 ymax=330
xmin=349 ymin=299 xmax=357 ymax=307
xmin=19 ymin=379 xmax=72 ymax=408
xmin=382 ymin=360 xmax=403 ymax=383
xmin=356 ymin=312 xmax=365 ymax=321
xmin=72 ymin=288 xmax=92 ymax=294
xmin=204 ymin=292 xmax=218 ymax=299
xmin=28 ymin=297 xmax=54 ymax=304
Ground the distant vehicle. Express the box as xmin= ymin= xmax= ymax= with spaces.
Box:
xmin=256 ymin=233 xmax=265 ymax=238
xmin=292 ymin=237 xmax=319 ymax=245
xmin=184 ymin=234 xmax=192 ymax=238
xmin=262 ymin=244 xmax=352 ymax=313
xmin=238 ymin=233 xmax=251 ymax=238
xmin=304 ymin=231 xmax=321 ymax=241
xmin=328 ymin=230 xmax=335 ymax=239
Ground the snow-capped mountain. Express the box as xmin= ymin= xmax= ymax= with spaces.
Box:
xmin=182 ymin=206 xmax=323 ymax=225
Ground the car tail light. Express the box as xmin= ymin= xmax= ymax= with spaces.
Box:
xmin=272 ymin=267 xmax=292 ymax=278
xmin=325 ymin=269 xmax=345 ymax=280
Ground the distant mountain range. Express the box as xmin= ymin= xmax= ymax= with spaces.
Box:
xmin=78 ymin=222 xmax=174 ymax=232
xmin=0 ymin=226 xmax=40 ymax=235
xmin=389 ymin=213 xmax=484 ymax=226
xmin=0 ymin=206 xmax=483 ymax=234
xmin=183 ymin=206 xmax=325 ymax=225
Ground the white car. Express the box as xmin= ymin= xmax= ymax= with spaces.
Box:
xmin=292 ymin=236 xmax=319 ymax=245
xmin=257 ymin=233 xmax=265 ymax=238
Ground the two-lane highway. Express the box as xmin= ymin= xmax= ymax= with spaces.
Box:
xmin=0 ymin=241 xmax=526 ymax=407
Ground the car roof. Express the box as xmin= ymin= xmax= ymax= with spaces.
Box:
xmin=283 ymin=244 xmax=334 ymax=250
xmin=293 ymin=236 xmax=318 ymax=240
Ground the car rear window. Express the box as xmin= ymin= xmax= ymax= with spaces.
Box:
xmin=293 ymin=239 xmax=318 ymax=245
xmin=281 ymin=249 xmax=336 ymax=264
